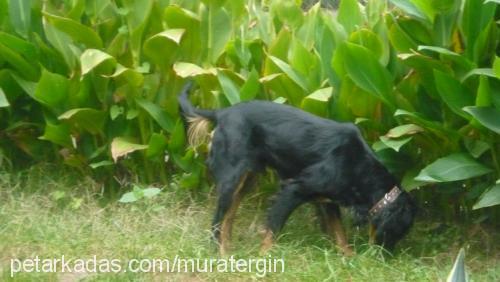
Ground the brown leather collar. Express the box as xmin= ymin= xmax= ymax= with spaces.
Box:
xmin=369 ymin=186 xmax=402 ymax=218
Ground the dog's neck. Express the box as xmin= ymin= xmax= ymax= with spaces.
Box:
xmin=368 ymin=186 xmax=402 ymax=217
xmin=360 ymin=159 xmax=400 ymax=210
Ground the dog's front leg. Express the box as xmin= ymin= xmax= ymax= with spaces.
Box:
xmin=316 ymin=203 xmax=354 ymax=256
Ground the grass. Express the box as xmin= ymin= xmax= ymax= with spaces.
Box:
xmin=0 ymin=165 xmax=499 ymax=281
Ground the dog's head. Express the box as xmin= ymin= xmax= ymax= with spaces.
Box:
xmin=371 ymin=191 xmax=417 ymax=250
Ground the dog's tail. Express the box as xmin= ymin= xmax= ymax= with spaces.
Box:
xmin=178 ymin=81 xmax=216 ymax=147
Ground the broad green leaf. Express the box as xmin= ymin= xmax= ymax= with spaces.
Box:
xmin=472 ymin=21 xmax=497 ymax=64
xmin=142 ymin=187 xmax=161 ymax=198
xmin=387 ymin=18 xmax=418 ymax=53
xmin=268 ymin=56 xmax=309 ymax=91
xmin=43 ymin=18 xmax=77 ymax=70
xmin=367 ymin=0 xmax=386 ymax=27
xmin=135 ymin=98 xmax=175 ymax=133
xmin=264 ymin=28 xmax=292 ymax=73
xmin=39 ymin=123 xmax=72 ymax=147
xmin=273 ymin=97 xmax=287 ymax=104
xmin=58 ymin=108 xmax=106 ymax=134
xmin=43 ymin=12 xmax=103 ymax=48
xmin=201 ymin=4 xmax=232 ymax=63
xmin=149 ymin=29 xmax=186 ymax=45
xmin=164 ymin=5 xmax=201 ymax=61
xmin=410 ymin=0 xmax=437 ymax=23
xmin=111 ymin=137 xmax=148 ymax=162
xmin=296 ymin=2 xmax=320 ymax=49
xmin=89 ymin=160 xmax=113 ymax=169
xmin=290 ymin=40 xmax=321 ymax=90
xmin=380 ymin=136 xmax=413 ymax=152
xmin=349 ymin=29 xmax=385 ymax=62
xmin=318 ymin=23 xmax=338 ymax=87
xmin=0 ymin=41 xmax=39 ymax=80
xmin=301 ymin=87 xmax=333 ymax=117
xmin=122 ymin=0 xmax=153 ymax=65
xmin=10 ymin=73 xmax=36 ymax=97
xmin=240 ymin=69 xmax=260 ymax=101
xmin=473 ymin=184 xmax=500 ymax=209
xmin=146 ymin=133 xmax=168 ymax=158
xmin=389 ymin=0 xmax=427 ymax=20
xmin=398 ymin=17 xmax=433 ymax=45
xmin=461 ymin=68 xmax=496 ymax=82
xmin=402 ymin=168 xmax=428 ymax=191
xmin=110 ymin=105 xmax=123 ymax=120
xmin=0 ymin=87 xmax=9 ymax=107
xmin=394 ymin=109 xmax=457 ymax=138
xmin=80 ymin=49 xmax=115 ymax=76
xmin=433 ymin=69 xmax=473 ymax=119
xmin=118 ymin=191 xmax=139 ymax=203
xmin=173 ymin=62 xmax=216 ymax=78
xmin=168 ymin=120 xmax=186 ymax=153
xmin=143 ymin=29 xmax=185 ymax=68
xmin=337 ymin=0 xmax=363 ymax=34
xmin=385 ymin=124 xmax=423 ymax=138
xmin=0 ymin=31 xmax=37 ymax=61
xmin=461 ymin=0 xmax=496 ymax=59
xmin=217 ymin=71 xmax=240 ymax=105
xmin=342 ymin=42 xmax=394 ymax=107
xmin=261 ymin=74 xmax=304 ymax=106
xmin=463 ymin=106 xmax=500 ymax=134
xmin=272 ymin=0 xmax=304 ymax=30
xmin=415 ymin=153 xmax=493 ymax=182
xmin=464 ymin=138 xmax=490 ymax=158
xmin=103 ymin=64 xmax=143 ymax=87
xmin=8 ymin=0 xmax=32 ymax=38
xmin=34 ymin=69 xmax=69 ymax=111
xmin=493 ymin=56 xmax=500 ymax=78
xmin=126 ymin=109 xmax=139 ymax=120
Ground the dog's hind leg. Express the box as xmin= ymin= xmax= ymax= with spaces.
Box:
xmin=212 ymin=170 xmax=256 ymax=255
xmin=316 ymin=203 xmax=353 ymax=256
xmin=261 ymin=182 xmax=307 ymax=253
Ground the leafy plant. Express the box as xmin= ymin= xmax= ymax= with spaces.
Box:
xmin=119 ymin=184 xmax=161 ymax=203
xmin=0 ymin=0 xmax=498 ymax=219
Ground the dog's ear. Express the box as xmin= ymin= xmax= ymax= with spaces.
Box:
xmin=372 ymin=192 xmax=416 ymax=250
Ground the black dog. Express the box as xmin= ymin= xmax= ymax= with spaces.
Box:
xmin=178 ymin=81 xmax=416 ymax=255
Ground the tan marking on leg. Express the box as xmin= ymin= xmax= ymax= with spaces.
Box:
xmin=326 ymin=213 xmax=354 ymax=256
xmin=369 ymin=224 xmax=376 ymax=245
xmin=260 ymin=229 xmax=274 ymax=255
xmin=219 ymin=173 xmax=248 ymax=255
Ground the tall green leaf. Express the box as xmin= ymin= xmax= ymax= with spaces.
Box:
xmin=415 ymin=153 xmax=493 ymax=182
xmin=201 ymin=4 xmax=232 ymax=63
xmin=433 ymin=70 xmax=473 ymax=119
xmin=463 ymin=106 xmax=500 ymax=134
xmin=8 ymin=0 xmax=32 ymax=38
xmin=337 ymin=0 xmax=363 ymax=34
xmin=0 ymin=87 xmax=10 ymax=107
xmin=111 ymin=137 xmax=148 ymax=162
xmin=43 ymin=12 xmax=103 ymax=48
xmin=80 ymin=49 xmax=115 ymax=76
xmin=342 ymin=42 xmax=394 ymax=108
xmin=136 ymin=98 xmax=175 ymax=133
xmin=34 ymin=69 xmax=69 ymax=111
xmin=268 ymin=55 xmax=309 ymax=92
xmin=473 ymin=183 xmax=500 ymax=209
xmin=217 ymin=71 xmax=240 ymax=105
xmin=58 ymin=108 xmax=106 ymax=135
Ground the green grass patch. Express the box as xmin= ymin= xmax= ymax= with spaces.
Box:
xmin=0 ymin=166 xmax=499 ymax=281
